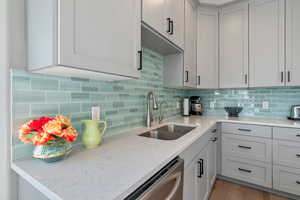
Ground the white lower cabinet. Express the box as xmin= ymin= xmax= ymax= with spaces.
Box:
xmin=196 ymin=147 xmax=210 ymax=200
xmin=184 ymin=122 xmax=300 ymax=199
xmin=222 ymin=156 xmax=272 ymax=188
xmin=273 ymin=140 xmax=300 ymax=168
xmin=183 ymin=146 xmax=209 ymax=200
xmin=222 ymin=133 xmax=272 ymax=163
xmin=273 ymin=165 xmax=300 ymax=196
xmin=208 ymin=133 xmax=218 ymax=188
xmin=221 ymin=123 xmax=272 ymax=188
xmin=182 ymin=128 xmax=218 ymax=200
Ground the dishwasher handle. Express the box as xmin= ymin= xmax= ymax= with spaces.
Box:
xmin=165 ymin=173 xmax=182 ymax=200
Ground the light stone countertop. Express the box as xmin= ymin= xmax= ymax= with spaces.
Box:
xmin=11 ymin=116 xmax=300 ymax=200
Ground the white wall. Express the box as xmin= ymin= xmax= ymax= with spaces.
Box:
xmin=9 ymin=0 xmax=49 ymax=199
xmin=0 ymin=0 xmax=12 ymax=199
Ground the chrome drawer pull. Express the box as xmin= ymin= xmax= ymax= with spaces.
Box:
xmin=296 ymin=181 xmax=300 ymax=185
xmin=238 ymin=145 xmax=252 ymax=150
xmin=297 ymin=134 xmax=300 ymax=137
xmin=296 ymin=154 xmax=300 ymax=158
xmin=212 ymin=129 xmax=217 ymax=133
xmin=238 ymin=128 xmax=251 ymax=132
xmin=210 ymin=137 xmax=218 ymax=142
xmin=238 ymin=168 xmax=252 ymax=173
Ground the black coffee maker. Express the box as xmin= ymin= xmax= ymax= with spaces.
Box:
xmin=190 ymin=96 xmax=203 ymax=115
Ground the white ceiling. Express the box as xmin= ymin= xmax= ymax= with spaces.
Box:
xmin=198 ymin=0 xmax=237 ymax=5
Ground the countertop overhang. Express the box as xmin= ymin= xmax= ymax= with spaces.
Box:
xmin=11 ymin=116 xmax=300 ymax=200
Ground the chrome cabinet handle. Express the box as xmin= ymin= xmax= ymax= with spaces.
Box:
xmin=212 ymin=129 xmax=217 ymax=133
xmin=238 ymin=145 xmax=252 ymax=150
xmin=281 ymin=71 xmax=284 ymax=83
xmin=296 ymin=181 xmax=300 ymax=185
xmin=296 ymin=154 xmax=300 ymax=158
xmin=238 ymin=168 xmax=252 ymax=173
xmin=296 ymin=134 xmax=300 ymax=137
xmin=245 ymin=74 xmax=248 ymax=84
xmin=238 ymin=128 xmax=251 ymax=132
xmin=198 ymin=75 xmax=201 ymax=86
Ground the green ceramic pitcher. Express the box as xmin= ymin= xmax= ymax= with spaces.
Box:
xmin=81 ymin=120 xmax=107 ymax=149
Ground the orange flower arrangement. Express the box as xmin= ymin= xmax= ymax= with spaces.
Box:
xmin=18 ymin=115 xmax=77 ymax=146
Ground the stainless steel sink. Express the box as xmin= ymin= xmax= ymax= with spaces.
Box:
xmin=139 ymin=124 xmax=196 ymax=140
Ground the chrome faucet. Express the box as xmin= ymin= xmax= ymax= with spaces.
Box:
xmin=146 ymin=91 xmax=159 ymax=128
xmin=159 ymin=100 xmax=167 ymax=124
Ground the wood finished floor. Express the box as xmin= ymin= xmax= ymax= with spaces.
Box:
xmin=209 ymin=180 xmax=289 ymax=200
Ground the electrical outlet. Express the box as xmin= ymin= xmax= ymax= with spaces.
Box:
xmin=91 ymin=107 xmax=101 ymax=120
xmin=210 ymin=101 xmax=216 ymax=109
xmin=176 ymin=101 xmax=181 ymax=109
xmin=262 ymin=101 xmax=269 ymax=110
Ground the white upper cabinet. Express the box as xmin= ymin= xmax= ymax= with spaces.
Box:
xmin=286 ymin=0 xmax=300 ymax=86
xmin=142 ymin=0 xmax=165 ymax=34
xmin=184 ymin=0 xmax=197 ymax=88
xmin=249 ymin=0 xmax=285 ymax=87
xmin=197 ymin=7 xmax=219 ymax=89
xmin=166 ymin=0 xmax=185 ymax=49
xmin=27 ymin=0 xmax=141 ymax=80
xmin=219 ymin=2 xmax=249 ymax=89
xmin=142 ymin=0 xmax=184 ymax=49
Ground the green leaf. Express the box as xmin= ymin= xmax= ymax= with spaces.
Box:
xmin=23 ymin=134 xmax=34 ymax=139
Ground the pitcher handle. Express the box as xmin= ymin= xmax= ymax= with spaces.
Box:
xmin=99 ymin=121 xmax=107 ymax=135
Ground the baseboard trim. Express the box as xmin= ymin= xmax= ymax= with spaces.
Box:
xmin=217 ymin=174 xmax=299 ymax=200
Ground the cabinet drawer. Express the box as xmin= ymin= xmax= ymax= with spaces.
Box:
xmin=273 ymin=165 xmax=300 ymax=196
xmin=222 ymin=156 xmax=272 ymax=188
xmin=222 ymin=134 xmax=272 ymax=163
xmin=273 ymin=127 xmax=300 ymax=142
xmin=222 ymin=123 xmax=272 ymax=138
xmin=273 ymin=140 xmax=300 ymax=168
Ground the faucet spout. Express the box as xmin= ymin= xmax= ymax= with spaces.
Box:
xmin=146 ymin=91 xmax=158 ymax=128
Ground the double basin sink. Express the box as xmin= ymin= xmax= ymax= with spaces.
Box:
xmin=139 ymin=124 xmax=196 ymax=140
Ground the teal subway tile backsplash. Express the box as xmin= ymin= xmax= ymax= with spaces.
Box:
xmin=12 ymin=48 xmax=186 ymax=159
xmin=188 ymin=88 xmax=300 ymax=118
xmin=13 ymin=91 xmax=45 ymax=103
xmin=13 ymin=47 xmax=300 ymax=160
xmin=31 ymin=78 xmax=59 ymax=90
xmin=31 ymin=104 xmax=59 ymax=116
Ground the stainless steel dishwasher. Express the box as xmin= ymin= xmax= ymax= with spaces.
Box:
xmin=125 ymin=157 xmax=184 ymax=200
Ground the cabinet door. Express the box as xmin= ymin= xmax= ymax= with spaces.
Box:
xmin=165 ymin=0 xmax=184 ymax=49
xmin=286 ymin=0 xmax=300 ymax=86
xmin=183 ymin=160 xmax=197 ymax=200
xmin=59 ymin=0 xmax=141 ymax=78
xmin=142 ymin=0 xmax=165 ymax=35
xmin=220 ymin=2 xmax=249 ymax=88
xmin=197 ymin=7 xmax=219 ymax=89
xmin=196 ymin=147 xmax=209 ymax=200
xmin=184 ymin=0 xmax=197 ymax=88
xmin=208 ymin=135 xmax=218 ymax=188
xmin=273 ymin=165 xmax=300 ymax=196
xmin=249 ymin=0 xmax=285 ymax=87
